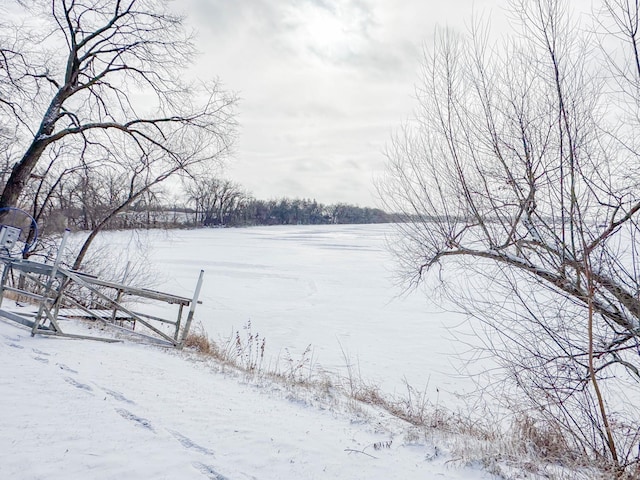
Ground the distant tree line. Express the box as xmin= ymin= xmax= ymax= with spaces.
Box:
xmin=208 ymin=197 xmax=393 ymax=227
xmin=6 ymin=170 xmax=393 ymax=237
xmin=183 ymin=174 xmax=393 ymax=227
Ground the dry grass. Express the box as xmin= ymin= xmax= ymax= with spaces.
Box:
xmin=510 ymin=414 xmax=575 ymax=463
xmin=182 ymin=321 xmax=267 ymax=373
xmin=0 ymin=289 xmax=33 ymax=305
xmin=182 ymin=324 xmax=217 ymax=355
xmin=179 ymin=322 xmax=630 ymax=480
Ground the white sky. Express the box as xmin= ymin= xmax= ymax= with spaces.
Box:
xmin=180 ymin=0 xmax=509 ymax=206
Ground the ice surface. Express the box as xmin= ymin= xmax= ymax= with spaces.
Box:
xmin=87 ymin=225 xmax=482 ymax=402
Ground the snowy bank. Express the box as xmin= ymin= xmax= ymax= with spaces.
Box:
xmin=0 ymin=317 xmax=495 ymax=480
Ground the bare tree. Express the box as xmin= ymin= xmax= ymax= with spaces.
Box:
xmin=380 ymin=0 xmax=640 ymax=473
xmin=18 ymin=143 xmax=92 ymax=253
xmin=69 ymin=140 xmax=218 ymax=269
xmin=0 ymin=0 xmax=236 ymax=225
xmin=184 ymin=175 xmax=247 ymax=227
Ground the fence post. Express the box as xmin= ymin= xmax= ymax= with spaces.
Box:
xmin=178 ymin=269 xmax=204 ymax=349
xmin=31 ymin=229 xmax=70 ymax=335
xmin=0 ymin=261 xmax=10 ymax=308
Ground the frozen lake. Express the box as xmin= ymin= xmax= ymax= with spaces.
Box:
xmin=86 ymin=224 xmax=477 ymax=402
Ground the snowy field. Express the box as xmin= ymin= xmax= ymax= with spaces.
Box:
xmin=104 ymin=225 xmax=479 ymax=402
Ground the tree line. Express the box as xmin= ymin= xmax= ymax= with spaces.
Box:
xmin=6 ymin=1 xmax=640 ymax=475
xmin=27 ymin=173 xmax=393 ymax=231
xmin=184 ymin=176 xmax=392 ymax=227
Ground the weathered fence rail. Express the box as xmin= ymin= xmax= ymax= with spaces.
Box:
xmin=0 ymin=253 xmax=204 ymax=347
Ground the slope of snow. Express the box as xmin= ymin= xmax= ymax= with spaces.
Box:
xmin=0 ymin=317 xmax=495 ymax=480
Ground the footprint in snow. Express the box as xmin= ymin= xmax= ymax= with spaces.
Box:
xmin=192 ymin=462 xmax=229 ymax=480
xmin=6 ymin=342 xmax=24 ymax=349
xmin=115 ymin=408 xmax=155 ymax=432
xmin=57 ymin=363 xmax=78 ymax=374
xmin=64 ymin=377 xmax=93 ymax=392
xmin=102 ymin=388 xmax=135 ymax=405
xmin=169 ymin=430 xmax=215 ymax=456
xmin=32 ymin=348 xmax=50 ymax=356
xmin=33 ymin=356 xmax=49 ymax=364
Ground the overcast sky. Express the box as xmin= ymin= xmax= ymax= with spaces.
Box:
xmin=177 ymin=0 xmax=512 ymax=207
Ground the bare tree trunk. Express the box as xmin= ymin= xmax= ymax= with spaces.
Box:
xmin=0 ymin=139 xmax=51 ymax=212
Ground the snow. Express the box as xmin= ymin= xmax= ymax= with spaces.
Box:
xmin=89 ymin=225 xmax=480 ymax=401
xmin=0 ymin=224 xmax=506 ymax=479
xmin=1 ymin=318 xmax=494 ymax=479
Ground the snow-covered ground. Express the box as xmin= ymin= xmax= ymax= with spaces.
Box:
xmin=1 ymin=316 xmax=496 ymax=479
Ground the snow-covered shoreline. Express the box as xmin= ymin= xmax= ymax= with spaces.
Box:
xmin=1 ymin=317 xmax=495 ymax=480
